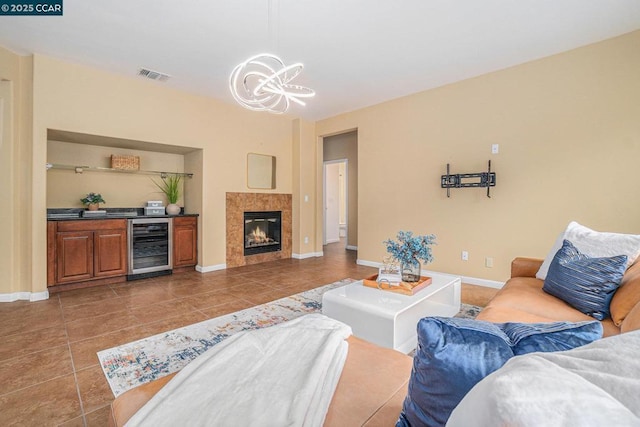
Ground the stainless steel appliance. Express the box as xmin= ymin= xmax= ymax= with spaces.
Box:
xmin=127 ymin=218 xmax=173 ymax=279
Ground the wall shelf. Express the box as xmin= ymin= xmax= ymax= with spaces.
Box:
xmin=45 ymin=163 xmax=193 ymax=179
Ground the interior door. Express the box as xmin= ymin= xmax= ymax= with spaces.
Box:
xmin=324 ymin=162 xmax=340 ymax=244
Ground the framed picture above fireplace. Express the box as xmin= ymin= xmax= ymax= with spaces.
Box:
xmin=247 ymin=153 xmax=276 ymax=189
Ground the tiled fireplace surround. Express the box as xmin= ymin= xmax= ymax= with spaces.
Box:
xmin=226 ymin=192 xmax=293 ymax=268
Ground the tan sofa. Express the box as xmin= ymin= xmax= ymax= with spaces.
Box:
xmin=109 ymin=336 xmax=413 ymax=426
xmin=477 ymin=257 xmax=640 ymax=336
xmin=109 ymin=258 xmax=640 ymax=425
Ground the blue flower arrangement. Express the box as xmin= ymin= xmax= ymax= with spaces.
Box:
xmin=384 ymin=231 xmax=436 ymax=265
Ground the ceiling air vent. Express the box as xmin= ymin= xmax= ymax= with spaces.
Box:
xmin=137 ymin=68 xmax=171 ymax=82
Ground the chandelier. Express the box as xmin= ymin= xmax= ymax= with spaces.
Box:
xmin=229 ymin=53 xmax=315 ymax=114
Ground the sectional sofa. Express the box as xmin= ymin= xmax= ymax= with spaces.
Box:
xmin=109 ymin=336 xmax=414 ymax=426
xmin=478 ymin=257 xmax=640 ymax=335
xmin=109 ymin=256 xmax=640 ymax=426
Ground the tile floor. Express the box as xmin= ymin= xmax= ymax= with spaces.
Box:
xmin=0 ymin=241 xmax=498 ymax=426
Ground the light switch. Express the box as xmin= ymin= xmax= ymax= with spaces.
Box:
xmin=491 ymin=144 xmax=499 ymax=154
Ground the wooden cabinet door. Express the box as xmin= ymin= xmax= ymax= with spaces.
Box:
xmin=94 ymin=229 xmax=128 ymax=278
xmin=47 ymin=221 xmax=57 ymax=286
xmin=56 ymin=231 xmax=93 ymax=283
xmin=173 ymin=217 xmax=197 ymax=267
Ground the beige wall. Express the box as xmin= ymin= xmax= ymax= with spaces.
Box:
xmin=0 ymin=79 xmax=14 ymax=291
xmin=184 ymin=149 xmax=204 ymax=264
xmin=21 ymin=53 xmax=293 ymax=293
xmin=316 ymin=30 xmax=640 ymax=281
xmin=47 ymin=140 xmax=187 ymax=208
xmin=323 ymin=131 xmax=358 ymax=248
xmin=3 ymin=30 xmax=640 ymax=296
xmin=0 ymin=46 xmax=33 ymax=297
xmin=291 ymin=119 xmax=317 ymax=255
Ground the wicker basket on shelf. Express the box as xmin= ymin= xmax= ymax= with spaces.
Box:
xmin=111 ymin=155 xmax=140 ymax=170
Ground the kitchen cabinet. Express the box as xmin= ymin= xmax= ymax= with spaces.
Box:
xmin=173 ymin=216 xmax=197 ymax=268
xmin=94 ymin=229 xmax=128 ymax=277
xmin=48 ymin=219 xmax=128 ymax=287
xmin=55 ymin=230 xmax=93 ymax=283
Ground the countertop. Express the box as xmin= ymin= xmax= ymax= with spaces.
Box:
xmin=47 ymin=208 xmax=199 ymax=220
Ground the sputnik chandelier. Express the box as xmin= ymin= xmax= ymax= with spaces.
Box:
xmin=229 ymin=53 xmax=315 ymax=114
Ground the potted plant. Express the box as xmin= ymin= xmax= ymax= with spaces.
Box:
xmin=80 ymin=192 xmax=106 ymax=211
xmin=153 ymin=174 xmax=182 ymax=215
xmin=384 ymin=231 xmax=436 ymax=282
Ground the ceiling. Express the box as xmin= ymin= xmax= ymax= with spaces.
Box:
xmin=2 ymin=1 xmax=640 ymax=121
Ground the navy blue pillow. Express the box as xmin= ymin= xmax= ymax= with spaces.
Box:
xmin=396 ymin=317 xmax=602 ymax=427
xmin=543 ymin=239 xmax=627 ymax=320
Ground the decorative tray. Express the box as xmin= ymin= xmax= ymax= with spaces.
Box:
xmin=363 ymin=274 xmax=432 ymax=295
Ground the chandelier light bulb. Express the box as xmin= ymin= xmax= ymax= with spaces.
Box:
xmin=229 ymin=53 xmax=315 ymax=114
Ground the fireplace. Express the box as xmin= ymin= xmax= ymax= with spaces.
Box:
xmin=244 ymin=211 xmax=282 ymax=256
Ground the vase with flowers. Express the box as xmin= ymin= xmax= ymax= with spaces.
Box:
xmin=384 ymin=231 xmax=436 ymax=282
xmin=80 ymin=192 xmax=106 ymax=211
xmin=153 ymin=174 xmax=182 ymax=215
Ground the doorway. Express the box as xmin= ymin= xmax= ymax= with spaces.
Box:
xmin=323 ymin=160 xmax=347 ymax=245
xmin=322 ymin=130 xmax=358 ymax=251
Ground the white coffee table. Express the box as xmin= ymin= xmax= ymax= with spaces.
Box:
xmin=322 ymin=273 xmax=461 ymax=354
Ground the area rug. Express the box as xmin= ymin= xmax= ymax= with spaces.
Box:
xmin=98 ymin=278 xmax=481 ymax=397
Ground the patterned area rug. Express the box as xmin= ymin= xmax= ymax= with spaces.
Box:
xmin=98 ymin=278 xmax=481 ymax=397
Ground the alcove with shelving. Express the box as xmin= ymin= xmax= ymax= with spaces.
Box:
xmin=46 ymin=129 xmax=201 ymax=210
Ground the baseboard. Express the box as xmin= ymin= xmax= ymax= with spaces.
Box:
xmin=196 ymin=263 xmax=226 ymax=273
xmin=325 ymin=238 xmax=340 ymax=244
xmin=356 ymin=259 xmax=379 ymax=268
xmin=0 ymin=290 xmax=50 ymax=303
xmin=461 ymin=276 xmax=504 ymax=289
xmin=346 ymin=245 xmax=357 ymax=251
xmin=423 ymin=269 xmax=504 ymax=289
xmin=356 ymin=259 xmax=504 ymax=289
xmin=197 ymin=252 xmax=327 ymax=270
xmin=292 ymin=251 xmax=324 ymax=259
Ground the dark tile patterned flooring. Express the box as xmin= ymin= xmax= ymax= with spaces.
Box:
xmin=0 ymin=241 xmax=497 ymax=426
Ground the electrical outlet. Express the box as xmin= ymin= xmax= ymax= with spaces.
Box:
xmin=491 ymin=144 xmax=499 ymax=154
xmin=304 ymin=236 xmax=309 ymax=244
xmin=485 ymin=257 xmax=494 ymax=268
xmin=461 ymin=251 xmax=469 ymax=261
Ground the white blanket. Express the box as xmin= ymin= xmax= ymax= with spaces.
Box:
xmin=447 ymin=330 xmax=640 ymax=427
xmin=126 ymin=314 xmax=352 ymax=427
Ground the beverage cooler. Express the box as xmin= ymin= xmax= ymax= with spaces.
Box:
xmin=127 ymin=218 xmax=172 ymax=279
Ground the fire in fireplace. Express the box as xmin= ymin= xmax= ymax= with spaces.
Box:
xmin=244 ymin=211 xmax=282 ymax=256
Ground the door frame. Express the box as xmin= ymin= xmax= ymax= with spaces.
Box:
xmin=323 ymin=158 xmax=348 ymax=245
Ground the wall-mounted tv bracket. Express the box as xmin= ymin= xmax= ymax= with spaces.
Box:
xmin=441 ymin=160 xmax=496 ymax=198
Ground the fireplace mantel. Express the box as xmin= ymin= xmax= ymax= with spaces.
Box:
xmin=225 ymin=193 xmax=292 ymax=268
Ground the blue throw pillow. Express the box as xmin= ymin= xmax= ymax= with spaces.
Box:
xmin=396 ymin=317 xmax=602 ymax=427
xmin=543 ymin=239 xmax=627 ymax=320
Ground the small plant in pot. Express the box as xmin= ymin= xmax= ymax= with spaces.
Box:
xmin=153 ymin=174 xmax=182 ymax=215
xmin=384 ymin=231 xmax=436 ymax=282
xmin=80 ymin=193 xmax=105 ymax=211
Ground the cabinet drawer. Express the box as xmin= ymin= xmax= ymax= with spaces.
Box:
xmin=173 ymin=216 xmax=197 ymax=227
xmin=56 ymin=219 xmax=127 ymax=232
